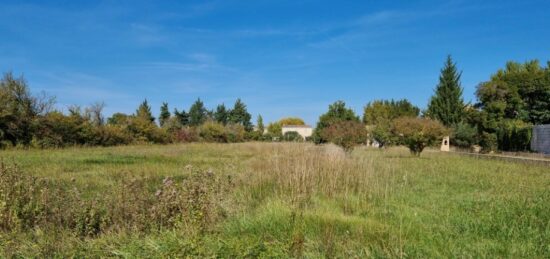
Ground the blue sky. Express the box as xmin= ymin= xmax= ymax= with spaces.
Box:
xmin=1 ymin=0 xmax=549 ymax=125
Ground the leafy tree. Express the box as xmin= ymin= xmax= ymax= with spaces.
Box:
xmin=188 ymin=98 xmax=207 ymax=126
xmin=135 ymin=99 xmax=155 ymax=123
xmin=279 ymin=117 xmax=305 ymax=126
xmin=363 ymin=99 xmax=419 ymax=147
xmin=363 ymin=99 xmax=419 ymax=125
xmin=108 ymin=113 xmax=131 ymax=126
xmin=426 ymin=55 xmax=465 ymax=126
xmin=214 ymin=104 xmax=229 ymax=125
xmin=256 ymin=115 xmax=264 ymax=133
xmin=229 ymin=99 xmax=253 ymax=131
xmin=159 ymin=102 xmax=171 ymax=127
xmin=476 ymin=60 xmax=550 ymax=125
xmin=320 ymin=120 xmax=368 ymax=152
xmin=0 ymin=72 xmax=54 ymax=146
xmin=392 ymin=117 xmax=448 ymax=156
xmin=267 ymin=122 xmax=282 ymax=136
xmin=314 ymin=101 xmax=359 ymax=143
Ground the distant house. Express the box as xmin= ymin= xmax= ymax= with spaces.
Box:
xmin=531 ymin=125 xmax=550 ymax=154
xmin=282 ymin=125 xmax=313 ymax=139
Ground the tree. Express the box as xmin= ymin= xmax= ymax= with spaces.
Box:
xmin=426 ymin=55 xmax=465 ymax=126
xmin=476 ymin=60 xmax=550 ymax=125
xmin=256 ymin=115 xmax=264 ymax=133
xmin=174 ymin=109 xmax=189 ymax=126
xmin=0 ymin=72 xmax=54 ymax=146
xmin=279 ymin=117 xmax=305 ymax=126
xmin=136 ymin=99 xmax=155 ymax=123
xmin=267 ymin=122 xmax=282 ymax=136
xmin=108 ymin=113 xmax=131 ymax=126
xmin=392 ymin=117 xmax=448 ymax=156
xmin=320 ymin=120 xmax=368 ymax=152
xmin=188 ymin=98 xmax=207 ymax=126
xmin=85 ymin=102 xmax=105 ymax=127
xmin=159 ymin=102 xmax=171 ymax=127
xmin=214 ymin=104 xmax=229 ymax=125
xmin=229 ymin=99 xmax=253 ymax=131
xmin=363 ymin=99 xmax=420 ymax=147
xmin=363 ymin=99 xmax=419 ymax=125
xmin=314 ymin=101 xmax=359 ymax=143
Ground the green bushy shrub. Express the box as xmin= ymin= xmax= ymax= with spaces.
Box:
xmin=495 ymin=120 xmax=532 ymax=151
xmin=452 ymin=122 xmax=479 ymax=148
xmin=320 ymin=120 xmax=368 ymax=152
xmin=283 ymin=131 xmax=303 ymax=142
xmin=199 ymin=121 xmax=227 ymax=143
xmin=392 ymin=117 xmax=448 ymax=156
xmin=480 ymin=132 xmax=498 ymax=153
xmin=225 ymin=124 xmax=245 ymax=143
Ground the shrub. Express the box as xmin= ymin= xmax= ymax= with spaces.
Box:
xmin=452 ymin=122 xmax=478 ymax=148
xmin=199 ymin=121 xmax=227 ymax=143
xmin=368 ymin=123 xmax=396 ymax=148
xmin=283 ymin=131 xmax=303 ymax=142
xmin=225 ymin=123 xmax=246 ymax=143
xmin=495 ymin=119 xmax=532 ymax=151
xmin=174 ymin=127 xmax=200 ymax=143
xmin=94 ymin=125 xmax=133 ymax=146
xmin=480 ymin=132 xmax=498 ymax=153
xmin=320 ymin=120 xmax=368 ymax=152
xmin=392 ymin=117 xmax=448 ymax=156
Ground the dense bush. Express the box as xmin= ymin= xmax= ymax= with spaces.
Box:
xmin=174 ymin=127 xmax=200 ymax=143
xmin=320 ymin=120 xmax=368 ymax=151
xmin=452 ymin=122 xmax=478 ymax=148
xmin=480 ymin=132 xmax=498 ymax=153
xmin=0 ymin=162 xmax=230 ymax=237
xmin=282 ymin=131 xmax=303 ymax=142
xmin=495 ymin=120 xmax=532 ymax=151
xmin=393 ymin=117 xmax=448 ymax=156
xmin=225 ymin=123 xmax=246 ymax=143
xmin=199 ymin=121 xmax=227 ymax=143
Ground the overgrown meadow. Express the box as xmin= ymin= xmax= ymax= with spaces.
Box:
xmin=0 ymin=143 xmax=549 ymax=258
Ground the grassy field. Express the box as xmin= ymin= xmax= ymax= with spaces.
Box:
xmin=0 ymin=143 xmax=549 ymax=258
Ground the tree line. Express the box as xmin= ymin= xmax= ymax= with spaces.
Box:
xmin=1 ymin=56 xmax=549 ymax=153
xmin=310 ymin=56 xmax=550 ymax=154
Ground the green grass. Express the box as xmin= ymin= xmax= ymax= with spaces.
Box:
xmin=1 ymin=143 xmax=549 ymax=258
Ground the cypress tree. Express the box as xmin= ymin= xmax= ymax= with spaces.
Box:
xmin=256 ymin=114 xmax=264 ymax=133
xmin=159 ymin=102 xmax=170 ymax=126
xmin=426 ymin=55 xmax=465 ymax=126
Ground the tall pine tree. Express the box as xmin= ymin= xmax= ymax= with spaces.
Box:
xmin=136 ymin=99 xmax=155 ymax=123
xmin=174 ymin=108 xmax=189 ymax=126
xmin=426 ymin=55 xmax=465 ymax=126
xmin=188 ymin=98 xmax=207 ymax=126
xmin=229 ymin=98 xmax=252 ymax=131
xmin=159 ymin=102 xmax=170 ymax=127
xmin=214 ymin=104 xmax=229 ymax=125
